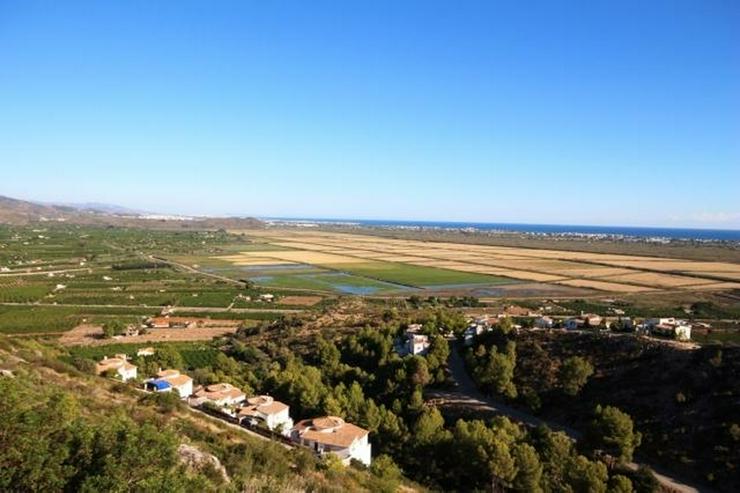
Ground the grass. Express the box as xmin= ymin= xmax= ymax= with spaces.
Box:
xmin=327 ymin=261 xmax=511 ymax=287
xmin=249 ymin=271 xmax=402 ymax=294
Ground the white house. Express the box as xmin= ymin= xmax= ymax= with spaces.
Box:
xmin=291 ymin=416 xmax=371 ymax=466
xmin=534 ymin=316 xmax=553 ymax=329
xmin=463 ymin=322 xmax=488 ymax=346
xmin=146 ymin=369 xmax=193 ymax=398
xmin=192 ymin=383 xmax=246 ymax=408
xmin=95 ymin=355 xmax=137 ymax=381
xmin=405 ymin=333 xmax=430 ymax=355
xmin=648 ymin=319 xmax=692 ymax=341
xmin=237 ymin=395 xmax=293 ymax=435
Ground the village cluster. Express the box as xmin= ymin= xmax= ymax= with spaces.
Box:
xmin=94 ymin=349 xmax=372 ymax=466
xmin=460 ymin=304 xmax=699 ymax=345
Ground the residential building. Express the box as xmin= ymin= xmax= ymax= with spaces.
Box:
xmin=237 ymin=395 xmax=293 ymax=434
xmin=145 ymin=369 xmax=193 ymax=398
xmin=95 ymin=355 xmax=137 ymax=381
xmin=534 ymin=316 xmax=553 ymax=329
xmin=647 ymin=319 xmax=692 ymax=341
xmin=405 ymin=333 xmax=430 ymax=355
xmin=291 ymin=416 xmax=371 ymax=466
xmin=463 ymin=321 xmax=489 ymax=346
xmin=192 ymin=383 xmax=246 ymax=408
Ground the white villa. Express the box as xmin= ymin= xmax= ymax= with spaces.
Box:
xmin=534 ymin=316 xmax=553 ymax=329
xmin=237 ymin=395 xmax=293 ymax=435
xmin=291 ymin=416 xmax=371 ymax=466
xmin=95 ymin=355 xmax=137 ymax=381
xmin=145 ymin=369 xmax=193 ymax=398
xmin=645 ymin=318 xmax=692 ymax=341
xmin=192 ymin=383 xmax=246 ymax=408
xmin=397 ymin=324 xmax=430 ymax=356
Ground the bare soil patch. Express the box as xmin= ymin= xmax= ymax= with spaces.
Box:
xmin=59 ymin=324 xmax=242 ymax=346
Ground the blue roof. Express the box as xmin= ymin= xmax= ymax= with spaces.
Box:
xmin=150 ymin=379 xmax=171 ymax=390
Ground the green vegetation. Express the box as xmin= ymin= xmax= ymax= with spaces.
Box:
xmin=0 ymin=342 xmax=392 ymax=492
xmin=250 ymin=271 xmax=403 ymax=294
xmin=559 ymin=356 xmax=594 ymax=396
xmin=465 ymin=327 xmax=740 ymax=491
xmin=0 ymin=305 xmax=84 ymax=334
xmin=331 ymin=260 xmax=510 ymax=287
xmin=587 ymin=404 xmax=642 ymax=463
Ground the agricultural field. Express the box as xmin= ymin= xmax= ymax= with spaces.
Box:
xmin=222 ymin=229 xmax=740 ymax=295
xmin=64 ymin=341 xmax=222 ymax=369
xmin=0 ymin=225 xmax=310 ymax=338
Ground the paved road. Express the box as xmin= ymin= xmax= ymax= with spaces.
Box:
xmin=433 ymin=342 xmax=709 ymax=493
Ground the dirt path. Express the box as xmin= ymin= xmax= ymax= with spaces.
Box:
xmin=435 ymin=341 xmax=710 ymax=493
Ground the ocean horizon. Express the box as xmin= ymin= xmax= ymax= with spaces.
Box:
xmin=263 ymin=217 xmax=740 ymax=242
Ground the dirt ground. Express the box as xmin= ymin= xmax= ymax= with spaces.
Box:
xmin=59 ymin=324 xmax=242 ymax=346
xmin=278 ymin=295 xmax=323 ymax=306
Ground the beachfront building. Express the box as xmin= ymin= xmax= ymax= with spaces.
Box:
xmin=291 ymin=416 xmax=371 ymax=466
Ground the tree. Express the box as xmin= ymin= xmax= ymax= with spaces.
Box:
xmin=101 ymin=320 xmax=126 ymax=339
xmin=566 ymin=455 xmax=608 ymax=493
xmin=588 ymin=405 xmax=642 ymax=462
xmin=405 ymin=355 xmax=431 ymax=387
xmin=452 ymin=419 xmax=517 ymax=489
xmin=512 ymin=443 xmax=543 ymax=493
xmin=154 ymin=346 xmax=184 ymax=370
xmin=475 ymin=341 xmax=517 ymax=398
xmin=369 ymin=455 xmax=403 ymax=493
xmin=559 ymin=356 xmax=594 ymax=396
xmin=425 ymin=335 xmax=450 ymax=373
xmin=498 ymin=317 xmax=514 ymax=335
xmin=609 ymin=474 xmax=634 ymax=493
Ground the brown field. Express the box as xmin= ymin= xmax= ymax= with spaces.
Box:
xmin=278 ymin=295 xmax=324 ymax=306
xmin=225 ymin=229 xmax=740 ymax=294
xmin=59 ymin=324 xmax=245 ymax=347
xmin=602 ymin=272 xmax=717 ymax=288
xmin=555 ymin=279 xmax=654 ymax=293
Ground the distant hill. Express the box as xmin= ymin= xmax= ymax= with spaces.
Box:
xmin=0 ymin=195 xmax=263 ymax=230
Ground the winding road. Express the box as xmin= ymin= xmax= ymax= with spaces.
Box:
xmin=429 ymin=341 xmax=712 ymax=493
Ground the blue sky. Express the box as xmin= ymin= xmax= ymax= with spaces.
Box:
xmin=1 ymin=1 xmax=738 ymax=228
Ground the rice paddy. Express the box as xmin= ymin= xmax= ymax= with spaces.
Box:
xmin=222 ymin=229 xmax=740 ymax=294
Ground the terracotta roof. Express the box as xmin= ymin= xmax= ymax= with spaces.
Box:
xmin=96 ymin=357 xmax=135 ymax=374
xmin=194 ymin=383 xmax=245 ymax=402
xmin=258 ymin=401 xmax=288 ymax=414
xmin=246 ymin=395 xmax=273 ymax=406
xmin=157 ymin=369 xmax=180 ymax=378
xmin=238 ymin=396 xmax=289 ymax=417
xmin=162 ymin=374 xmax=192 ymax=387
xmin=293 ymin=416 xmax=368 ymax=448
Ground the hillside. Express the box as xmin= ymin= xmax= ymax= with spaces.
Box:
xmin=0 ymin=195 xmax=263 ymax=230
xmin=0 ymin=338 xmax=413 ymax=492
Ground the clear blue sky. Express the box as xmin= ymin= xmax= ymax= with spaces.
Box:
xmin=1 ymin=1 xmax=738 ymax=228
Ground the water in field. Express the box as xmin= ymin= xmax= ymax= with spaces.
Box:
xmin=248 ymin=271 xmax=413 ymax=295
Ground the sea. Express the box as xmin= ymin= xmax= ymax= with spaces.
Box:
xmin=263 ymin=218 xmax=740 ymax=242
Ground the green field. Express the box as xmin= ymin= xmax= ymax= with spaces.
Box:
xmin=249 ymin=271 xmax=405 ymax=294
xmin=66 ymin=341 xmax=222 ymax=369
xmin=326 ymin=261 xmax=511 ymax=287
